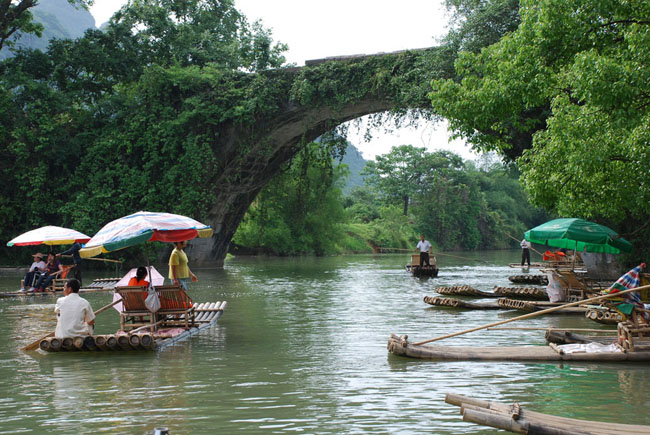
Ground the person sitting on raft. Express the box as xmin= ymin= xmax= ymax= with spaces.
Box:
xmin=54 ymin=279 xmax=95 ymax=338
xmin=128 ymin=266 xmax=150 ymax=288
xmin=32 ymin=252 xmax=63 ymax=292
xmin=20 ymin=252 xmax=46 ymax=292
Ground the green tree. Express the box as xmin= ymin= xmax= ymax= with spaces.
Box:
xmin=362 ymin=145 xmax=432 ymax=216
xmin=429 ymin=0 xmax=650 ymax=254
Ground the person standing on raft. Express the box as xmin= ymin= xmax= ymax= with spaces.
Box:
xmin=416 ymin=235 xmax=433 ymax=269
xmin=168 ymin=240 xmax=197 ymax=290
xmin=520 ymin=238 xmax=532 ymax=267
xmin=54 ymin=279 xmax=95 ymax=338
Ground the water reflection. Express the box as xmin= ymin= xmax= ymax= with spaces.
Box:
xmin=0 ymin=252 xmax=648 ymax=433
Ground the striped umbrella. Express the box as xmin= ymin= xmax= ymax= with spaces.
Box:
xmin=7 ymin=226 xmax=91 ymax=247
xmin=79 ymin=211 xmax=213 ymax=258
xmin=603 ymin=263 xmax=646 ymax=316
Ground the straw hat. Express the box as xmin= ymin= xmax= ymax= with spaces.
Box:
xmin=31 ymin=252 xmax=45 ymax=259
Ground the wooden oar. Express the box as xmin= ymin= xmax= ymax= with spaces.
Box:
xmin=411 ymin=285 xmax=650 ymax=346
xmin=21 ymin=298 xmax=122 ymax=351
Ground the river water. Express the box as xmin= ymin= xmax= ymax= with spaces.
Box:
xmin=0 ymin=251 xmax=648 ymax=434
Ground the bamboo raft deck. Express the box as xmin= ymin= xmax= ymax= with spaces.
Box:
xmin=424 ymin=296 xmax=587 ymax=314
xmin=446 ymin=393 xmax=650 ymax=434
xmin=387 ymin=333 xmax=650 ymax=362
xmin=423 ymin=296 xmax=501 ymax=310
xmin=436 ymin=285 xmax=548 ymax=300
xmin=585 ymin=307 xmax=624 ymax=325
xmin=508 ymin=274 xmax=548 ymax=285
xmin=37 ymin=301 xmax=226 ymax=352
xmin=1 ymin=277 xmax=121 ymax=298
xmin=405 ymin=264 xmax=439 ymax=277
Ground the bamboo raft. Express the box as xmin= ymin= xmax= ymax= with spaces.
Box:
xmin=493 ymin=286 xmax=548 ymax=300
xmin=38 ymin=301 xmax=226 ymax=352
xmin=497 ymin=298 xmax=588 ymax=314
xmin=387 ymin=333 xmax=650 ymax=362
xmin=585 ymin=307 xmax=624 ymax=325
xmin=435 ymin=286 xmax=548 ymax=300
xmin=446 ymin=393 xmax=650 ymax=434
xmin=423 ymin=296 xmax=501 ymax=310
xmin=405 ymin=264 xmax=439 ymax=277
xmin=424 ymin=296 xmax=585 ymax=314
xmin=1 ymin=277 xmax=121 ymax=298
xmin=508 ymin=274 xmax=548 ymax=285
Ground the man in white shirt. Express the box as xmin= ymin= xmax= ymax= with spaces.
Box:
xmin=520 ymin=238 xmax=532 ymax=267
xmin=55 ymin=279 xmax=95 ymax=338
xmin=20 ymin=253 xmax=46 ymax=292
xmin=416 ymin=234 xmax=433 ymax=269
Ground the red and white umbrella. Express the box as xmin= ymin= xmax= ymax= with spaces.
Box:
xmin=7 ymin=226 xmax=91 ymax=247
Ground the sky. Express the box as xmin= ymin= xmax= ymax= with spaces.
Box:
xmin=88 ymin=0 xmax=476 ymax=161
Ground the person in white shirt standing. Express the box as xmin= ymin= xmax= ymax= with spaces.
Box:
xmin=416 ymin=234 xmax=433 ymax=269
xmin=520 ymin=238 xmax=532 ymax=267
xmin=55 ymin=279 xmax=95 ymax=338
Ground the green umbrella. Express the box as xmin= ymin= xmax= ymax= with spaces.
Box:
xmin=524 ymin=218 xmax=632 ymax=254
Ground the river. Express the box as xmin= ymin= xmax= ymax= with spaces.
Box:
xmin=0 ymin=251 xmax=648 ymax=434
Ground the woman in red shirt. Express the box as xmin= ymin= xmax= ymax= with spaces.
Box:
xmin=128 ymin=266 xmax=149 ymax=287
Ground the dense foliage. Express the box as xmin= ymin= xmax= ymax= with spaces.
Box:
xmin=429 ymin=0 xmax=650 ymax=259
xmin=234 ymin=144 xmax=546 ymax=255
xmin=0 ymin=0 xmax=288 ymax=262
xmin=233 ymin=142 xmax=347 ymax=256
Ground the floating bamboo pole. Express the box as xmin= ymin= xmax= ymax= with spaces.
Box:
xmin=105 ymin=335 xmax=118 ymax=351
xmin=83 ymin=336 xmax=98 ymax=351
xmin=487 ymin=327 xmax=616 ymax=333
xmin=117 ymin=335 xmax=132 ymax=350
xmin=411 ymin=285 xmax=650 ymax=346
xmin=128 ymin=334 xmax=141 ymax=349
xmin=39 ymin=338 xmax=52 ymax=352
xmin=72 ymin=336 xmax=85 ymax=350
xmin=49 ymin=338 xmax=62 ymax=352
xmin=138 ymin=333 xmax=154 ymax=349
xmin=94 ymin=335 xmax=108 ymax=351
xmin=61 ymin=337 xmax=75 ymax=351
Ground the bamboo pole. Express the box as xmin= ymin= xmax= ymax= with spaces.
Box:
xmin=21 ymin=298 xmax=123 ymax=351
xmin=487 ymin=327 xmax=616 ymax=333
xmin=506 ymin=233 xmax=544 ymax=257
xmin=411 ymin=285 xmax=650 ymax=346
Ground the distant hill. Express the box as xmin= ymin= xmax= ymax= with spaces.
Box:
xmin=337 ymin=142 xmax=368 ymax=195
xmin=1 ymin=0 xmax=95 ymax=58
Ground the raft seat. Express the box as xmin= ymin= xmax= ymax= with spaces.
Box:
xmin=115 ymin=286 xmax=156 ymax=332
xmin=156 ymin=285 xmax=196 ymax=329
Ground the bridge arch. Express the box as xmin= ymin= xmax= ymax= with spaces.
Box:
xmin=189 ymin=48 xmax=439 ymax=265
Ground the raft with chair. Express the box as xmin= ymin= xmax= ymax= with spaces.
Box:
xmin=392 ymin=285 xmax=650 ymax=362
xmin=445 ymin=393 xmax=650 ymax=434
xmin=387 ymin=333 xmax=650 ymax=362
xmin=37 ymin=300 xmax=227 ymax=352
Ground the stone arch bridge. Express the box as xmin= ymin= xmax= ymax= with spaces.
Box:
xmin=190 ymin=47 xmax=439 ymax=265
